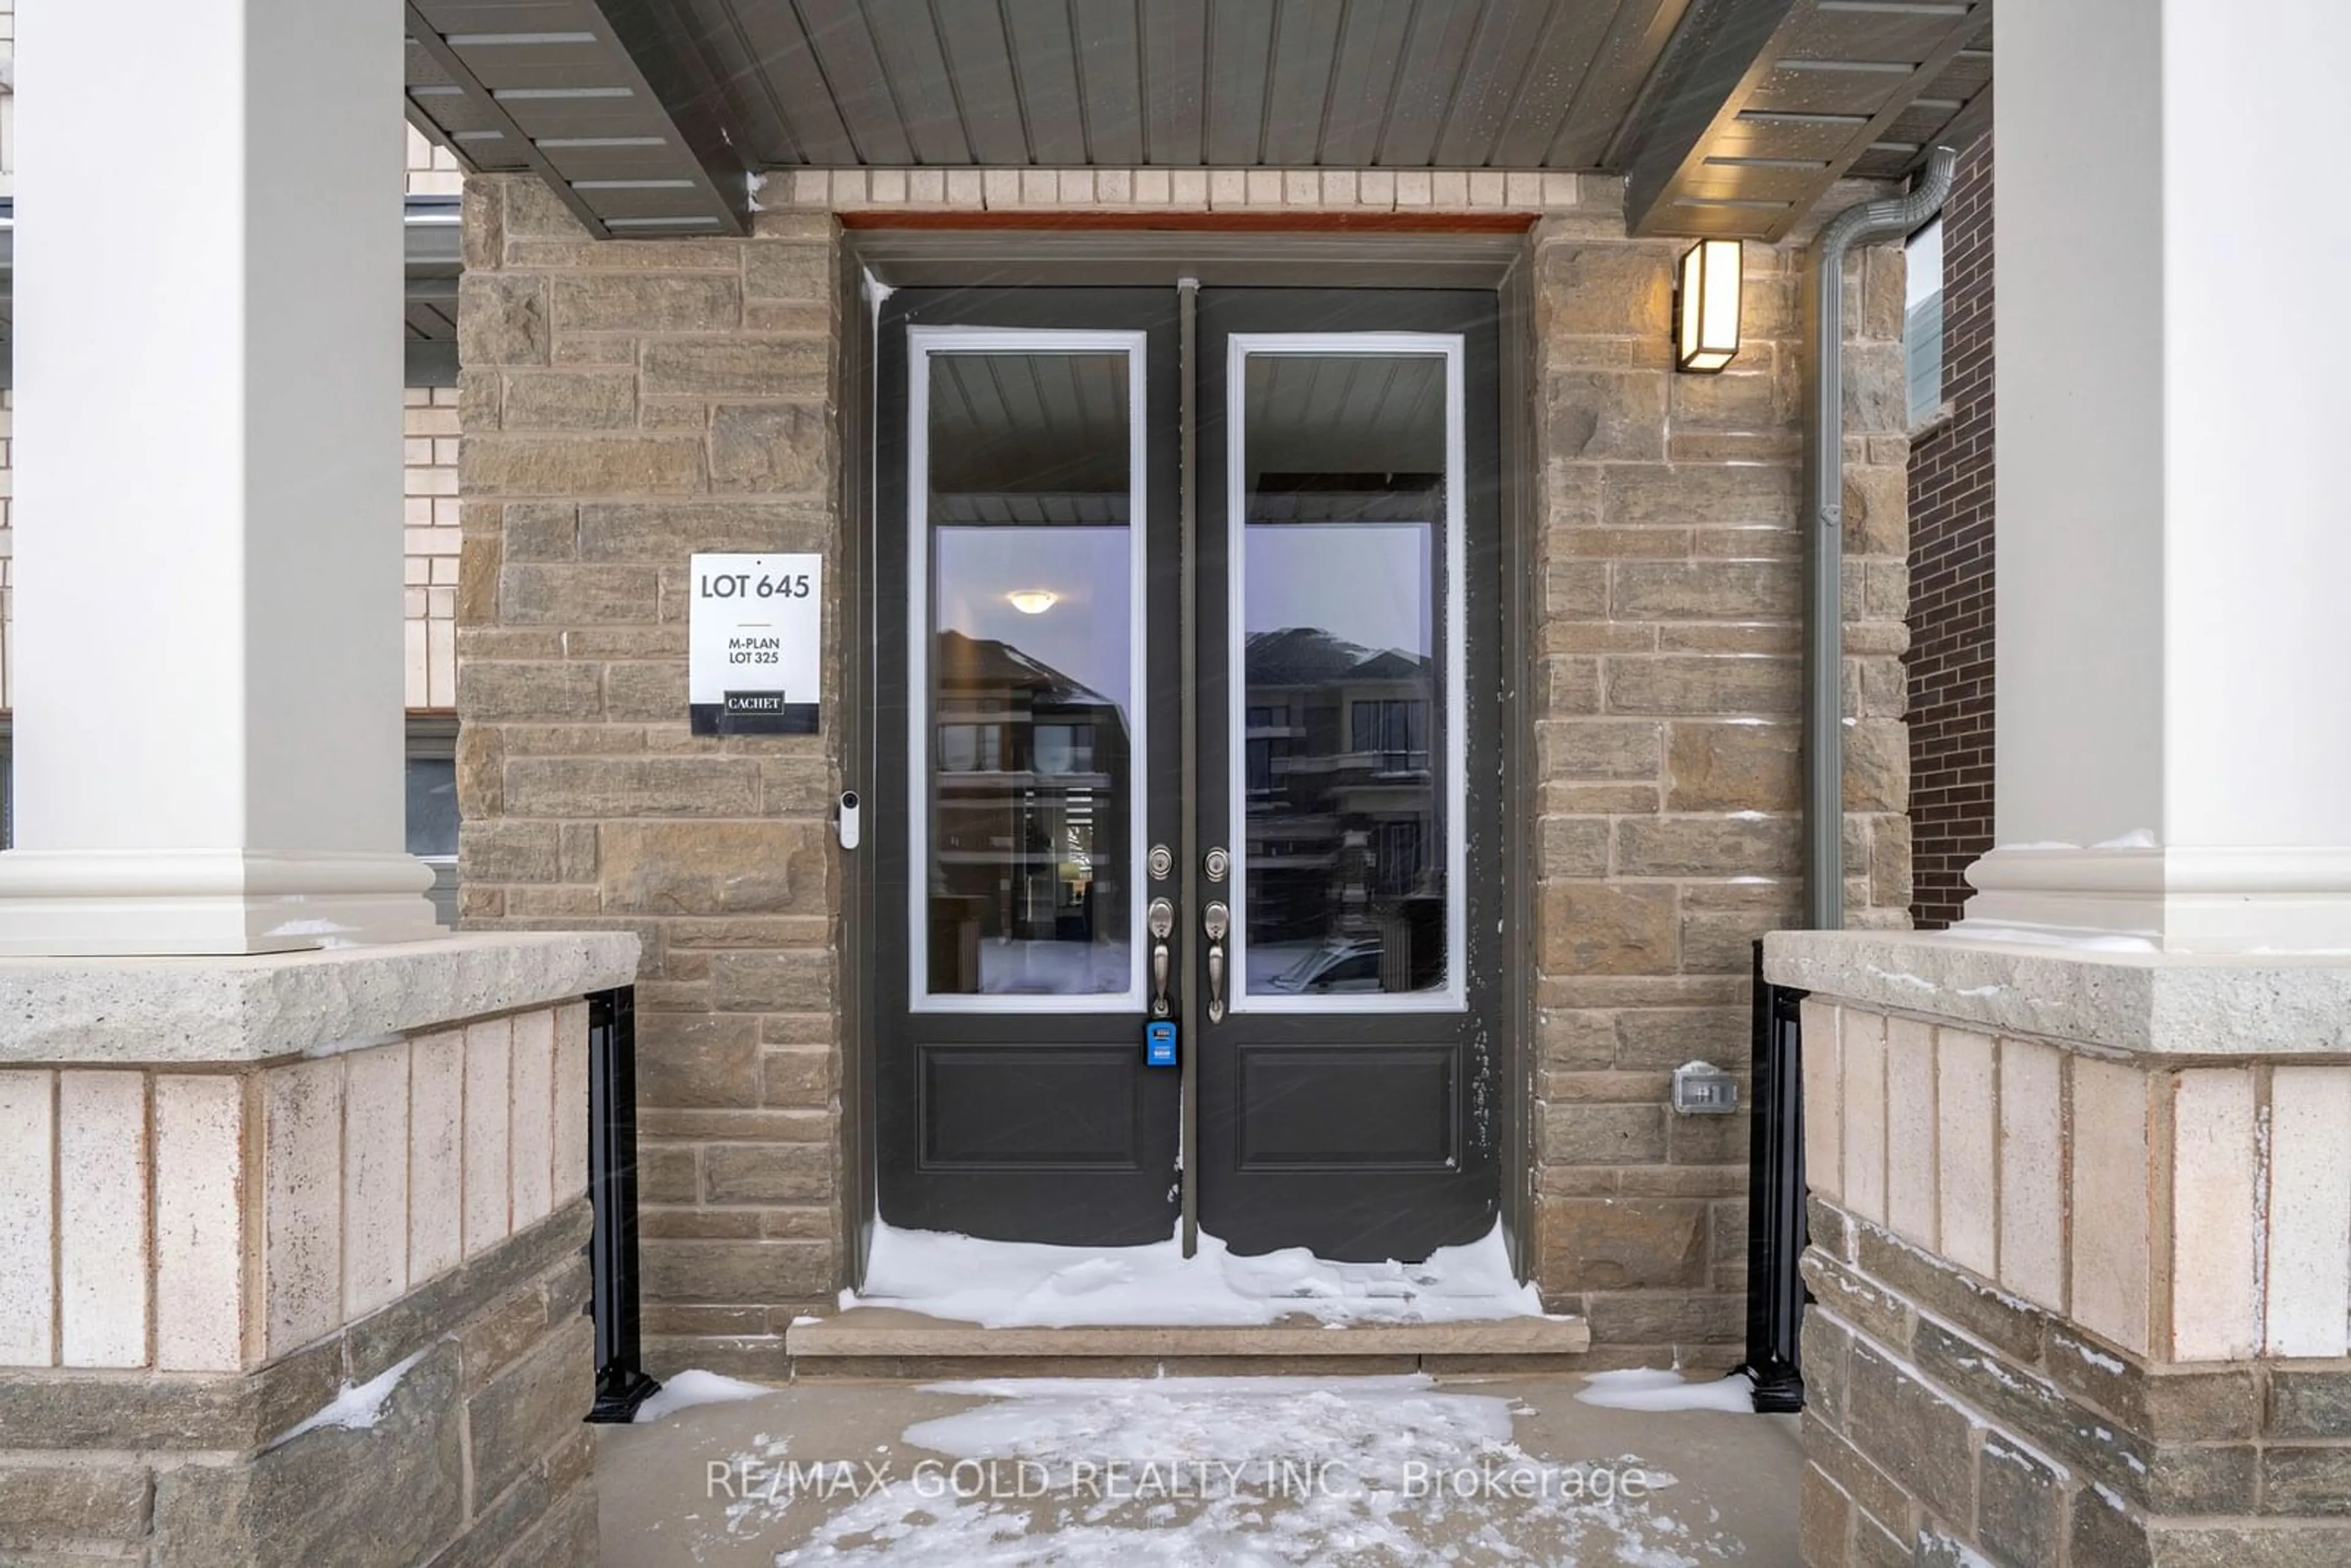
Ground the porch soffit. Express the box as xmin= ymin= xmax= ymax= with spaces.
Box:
xmin=407 ymin=0 xmax=1990 ymax=242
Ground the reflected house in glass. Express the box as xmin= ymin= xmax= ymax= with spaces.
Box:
xmin=1242 ymin=625 xmax=1442 ymax=993
xmin=928 ymin=627 xmax=1131 ymax=996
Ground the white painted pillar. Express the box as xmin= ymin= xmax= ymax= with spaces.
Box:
xmin=1968 ymin=0 xmax=2351 ymax=951
xmin=0 ymin=0 xmax=437 ymax=953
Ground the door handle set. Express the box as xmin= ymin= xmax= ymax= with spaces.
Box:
xmin=1147 ymin=898 xmax=1176 ymax=1017
xmin=1202 ymin=901 xmax=1230 ymax=1023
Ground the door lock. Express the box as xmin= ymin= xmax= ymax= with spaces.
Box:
xmin=1204 ymin=847 xmax=1229 ymax=883
xmin=1202 ymin=901 xmax=1230 ymax=1023
xmin=1148 ymin=843 xmax=1173 ymax=880
xmin=1147 ymin=898 xmax=1176 ymax=1018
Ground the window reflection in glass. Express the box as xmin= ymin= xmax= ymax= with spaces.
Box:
xmin=923 ymin=351 xmax=1135 ymax=999
xmin=1239 ymin=353 xmax=1450 ymax=999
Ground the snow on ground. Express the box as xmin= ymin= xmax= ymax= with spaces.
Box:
xmin=845 ymin=1219 xmax=1548 ymax=1328
xmin=1573 ymin=1370 xmax=1757 ymax=1415
xmin=636 ymin=1370 xmax=776 ymax=1424
xmin=714 ymin=1375 xmax=1735 ymax=1566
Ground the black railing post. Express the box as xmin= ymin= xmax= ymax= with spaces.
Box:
xmin=587 ymin=985 xmax=661 ymax=1422
xmin=1740 ymin=940 xmax=1810 ymax=1413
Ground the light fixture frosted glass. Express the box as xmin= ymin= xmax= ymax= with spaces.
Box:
xmin=1676 ymin=238 xmax=1743 ymax=373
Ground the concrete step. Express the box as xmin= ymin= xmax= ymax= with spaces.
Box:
xmin=782 ymin=1307 xmax=1592 ymax=1379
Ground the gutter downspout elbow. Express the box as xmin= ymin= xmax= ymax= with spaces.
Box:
xmin=1802 ymin=146 xmax=1957 ymax=931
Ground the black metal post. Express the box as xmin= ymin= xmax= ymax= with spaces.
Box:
xmin=1740 ymin=940 xmax=1810 ymax=1413
xmin=586 ymin=985 xmax=662 ymax=1422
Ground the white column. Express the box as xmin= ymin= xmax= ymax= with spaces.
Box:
xmin=0 ymin=0 xmax=437 ymax=954
xmin=1968 ymin=0 xmax=2351 ymax=952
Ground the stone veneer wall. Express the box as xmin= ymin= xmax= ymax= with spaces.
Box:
xmin=0 ymin=996 xmax=602 ymax=1565
xmin=1796 ymin=992 xmax=2351 ymax=1566
xmin=456 ymin=167 xmax=1912 ymax=1373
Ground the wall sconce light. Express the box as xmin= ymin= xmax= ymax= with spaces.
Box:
xmin=1006 ymin=589 xmax=1059 ymax=615
xmin=1674 ymin=238 xmax=1743 ymax=373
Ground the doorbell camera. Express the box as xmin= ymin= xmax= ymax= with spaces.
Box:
xmin=838 ymin=790 xmax=861 ymax=850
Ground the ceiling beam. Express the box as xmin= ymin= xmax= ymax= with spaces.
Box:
xmin=1622 ymin=0 xmax=1993 ymax=240
xmin=403 ymin=0 xmax=749 ymax=239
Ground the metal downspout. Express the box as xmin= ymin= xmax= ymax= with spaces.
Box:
xmin=1802 ymin=146 xmax=1957 ymax=929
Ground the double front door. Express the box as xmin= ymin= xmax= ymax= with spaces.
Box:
xmin=871 ymin=285 xmax=1502 ymax=1262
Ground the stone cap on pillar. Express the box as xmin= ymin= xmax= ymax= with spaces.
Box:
xmin=0 ymin=931 xmax=643 ymax=1065
xmin=1764 ymin=928 xmax=2351 ymax=1058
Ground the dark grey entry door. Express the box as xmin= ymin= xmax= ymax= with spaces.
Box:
xmin=872 ymin=286 xmax=1501 ymax=1260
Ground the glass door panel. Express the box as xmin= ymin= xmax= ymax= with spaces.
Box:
xmin=1227 ymin=342 xmax=1465 ymax=1011
xmin=910 ymin=336 xmax=1148 ymax=1011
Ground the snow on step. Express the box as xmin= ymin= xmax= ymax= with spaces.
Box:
xmin=841 ymin=1217 xmax=1550 ymax=1329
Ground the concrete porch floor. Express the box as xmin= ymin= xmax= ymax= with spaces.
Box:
xmin=597 ymin=1372 xmax=1802 ymax=1566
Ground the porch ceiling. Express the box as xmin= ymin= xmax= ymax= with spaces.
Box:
xmin=404 ymin=0 xmax=1991 ymax=241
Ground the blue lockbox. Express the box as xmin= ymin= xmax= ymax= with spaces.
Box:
xmin=1145 ymin=1020 xmax=1177 ymax=1068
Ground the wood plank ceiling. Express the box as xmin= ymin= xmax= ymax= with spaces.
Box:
xmin=404 ymin=0 xmax=1992 ymax=241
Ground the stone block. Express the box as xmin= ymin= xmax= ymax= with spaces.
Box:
xmin=0 ymin=1072 xmax=54 ymax=1367
xmin=1883 ymin=1019 xmax=1937 ymax=1248
xmin=152 ymin=1074 xmax=247 ymax=1373
xmin=640 ymin=337 xmax=830 ymax=399
xmin=1804 ymin=1253 xmax=1913 ymax=1352
xmin=499 ymin=372 xmax=636 ymax=432
xmin=551 ymin=273 xmax=740 ymax=334
xmin=1997 ymin=1037 xmax=2065 ymax=1311
xmin=1842 ymin=463 xmax=1910 ymax=557
xmin=464 ymin=435 xmax=705 ymax=498
xmin=1845 ymin=1340 xmax=1979 ymax=1526
xmin=576 ymin=500 xmax=831 ymax=561
xmin=1615 ymin=815 xmax=1799 ymax=878
xmin=150 ymin=1343 xmax=465 ymax=1568
xmin=1841 ymin=1010 xmax=1886 ymax=1225
xmin=498 ymin=564 xmax=661 ymax=626
xmin=1603 ymin=463 xmax=1797 ymax=530
xmin=510 ymin=1010 xmax=556 ymax=1231
xmin=1539 ymin=817 xmax=1611 ymax=878
xmin=502 ymin=503 xmax=579 ymax=563
xmin=468 ymin=1315 xmax=593 ymax=1509
xmin=637 ymin=1014 xmax=762 ymax=1109
xmin=1612 ymin=560 xmax=1798 ymax=620
xmin=1853 ymin=1225 xmax=2043 ymax=1366
xmin=710 ymin=402 xmax=830 ymax=493
xmin=458 ymin=662 xmax=604 ymax=726
xmin=1613 ymin=1007 xmax=1744 ymax=1071
xmin=599 ymin=820 xmax=827 ymax=915
xmin=2265 ymin=1065 xmax=2351 ymax=1356
xmin=704 ymin=1142 xmax=834 ymax=1205
xmin=1537 ymin=246 xmax=1671 ymax=339
xmin=407 ymin=1031 xmax=468 ymax=1287
xmin=2066 ymin=1483 xmax=2152 ymax=1568
xmin=459 ymin=820 xmax=561 ymax=883
xmin=710 ymin=950 xmax=836 ymax=1013
xmin=744 ymin=242 xmax=833 ymax=301
xmin=2168 ymin=1068 xmax=2258 ymax=1360
xmin=2072 ymin=1055 xmax=2153 ymax=1356
xmin=56 ymin=1073 xmax=148 ymax=1370
xmin=1545 ymin=370 xmax=1667 ymax=462
xmin=503 ymin=757 xmax=762 ymax=818
xmin=2271 ymin=1368 xmax=2351 ymax=1439
xmin=1973 ymin=1436 xmax=2062 ymax=1567
xmin=1804 ymin=1411 xmax=1917 ymax=1549
xmin=1537 ymin=719 xmax=1660 ymax=781
xmin=0 ymin=1461 xmax=152 ymax=1547
xmin=1540 ymin=1102 xmax=1667 ymax=1165
xmin=258 ymin=1060 xmax=340 ymax=1362
xmin=640 ymin=1239 xmax=836 ymax=1302
xmin=1535 ymin=1198 xmax=1708 ymax=1291
xmin=1604 ymin=656 xmax=1801 ymax=716
xmin=1801 ymin=1001 xmax=1843 ymax=1202
xmin=1799 ymin=1461 xmax=1851 ymax=1568
xmin=457 ymin=275 xmax=548 ymax=367
xmin=462 ymin=1019 xmax=513 ymax=1259
xmin=1537 ymin=882 xmax=1678 ymax=975
xmin=343 ymin=1206 xmax=591 ymax=1389
xmin=342 ymin=1044 xmax=413 ymax=1321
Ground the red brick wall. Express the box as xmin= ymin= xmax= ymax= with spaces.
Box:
xmin=1905 ymin=136 xmax=1994 ymax=929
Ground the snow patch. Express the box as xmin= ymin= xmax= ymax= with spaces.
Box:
xmin=844 ymin=1217 xmax=1547 ymax=1329
xmin=1574 ymin=1369 xmax=1757 ymax=1415
xmin=2090 ymin=829 xmax=2158 ymax=850
xmin=632 ymin=1369 xmax=776 ymax=1424
xmin=721 ymin=1374 xmax=1730 ymax=1566
xmin=269 ymin=1349 xmax=426 ymax=1449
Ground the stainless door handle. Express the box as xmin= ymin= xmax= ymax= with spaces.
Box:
xmin=1203 ymin=901 xmax=1229 ymax=1023
xmin=1147 ymin=898 xmax=1176 ymax=1018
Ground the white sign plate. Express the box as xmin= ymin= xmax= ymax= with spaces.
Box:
xmin=688 ymin=553 xmax=822 ymax=736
